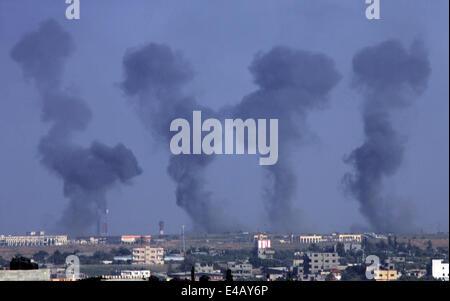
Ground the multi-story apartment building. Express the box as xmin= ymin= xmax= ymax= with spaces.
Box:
xmin=195 ymin=263 xmax=219 ymax=274
xmin=304 ymin=252 xmax=340 ymax=274
xmin=132 ymin=246 xmax=164 ymax=265
xmin=227 ymin=261 xmax=253 ymax=279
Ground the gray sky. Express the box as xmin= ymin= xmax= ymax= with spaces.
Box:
xmin=0 ymin=0 xmax=448 ymax=235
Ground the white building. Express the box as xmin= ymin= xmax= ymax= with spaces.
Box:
xmin=432 ymin=259 xmax=449 ymax=281
xmin=299 ymin=235 xmax=323 ymax=244
xmin=120 ymin=270 xmax=151 ymax=278
xmin=0 ymin=233 xmax=68 ymax=246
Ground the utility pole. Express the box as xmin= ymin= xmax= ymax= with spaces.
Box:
xmin=182 ymin=225 xmax=186 ymax=279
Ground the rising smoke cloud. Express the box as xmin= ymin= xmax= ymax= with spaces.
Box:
xmin=343 ymin=40 xmax=431 ymax=233
xmin=231 ymin=47 xmax=341 ymax=232
xmin=121 ymin=43 xmax=340 ymax=233
xmin=120 ymin=43 xmax=229 ymax=233
xmin=11 ymin=19 xmax=142 ymax=235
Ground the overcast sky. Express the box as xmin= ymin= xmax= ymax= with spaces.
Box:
xmin=0 ymin=0 xmax=448 ymax=235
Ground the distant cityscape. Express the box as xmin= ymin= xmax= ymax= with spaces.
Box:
xmin=0 ymin=229 xmax=448 ymax=282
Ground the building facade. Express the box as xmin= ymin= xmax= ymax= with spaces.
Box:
xmin=0 ymin=233 xmax=68 ymax=246
xmin=121 ymin=235 xmax=151 ymax=244
xmin=374 ymin=270 xmax=398 ymax=281
xmin=120 ymin=270 xmax=151 ymax=278
xmin=0 ymin=269 xmax=51 ymax=281
xmin=299 ymin=235 xmax=324 ymax=244
xmin=432 ymin=259 xmax=449 ymax=281
xmin=337 ymin=234 xmax=362 ymax=243
xmin=227 ymin=261 xmax=253 ymax=279
xmin=132 ymin=246 xmax=164 ymax=265
xmin=304 ymin=252 xmax=340 ymax=274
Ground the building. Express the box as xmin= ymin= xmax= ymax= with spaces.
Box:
xmin=404 ymin=268 xmax=426 ymax=279
xmin=0 ymin=269 xmax=51 ymax=281
xmin=26 ymin=231 xmax=45 ymax=236
xmin=253 ymin=234 xmax=268 ymax=241
xmin=121 ymin=235 xmax=151 ymax=244
xmin=113 ymin=256 xmax=132 ymax=263
xmin=227 ymin=261 xmax=253 ymax=279
xmin=120 ymin=270 xmax=151 ymax=278
xmin=0 ymin=233 xmax=68 ymax=247
xmin=255 ymin=239 xmax=275 ymax=259
xmin=374 ymin=270 xmax=398 ymax=281
xmin=343 ymin=243 xmax=362 ymax=252
xmin=432 ymin=259 xmax=449 ymax=281
xmin=195 ymin=263 xmax=219 ymax=274
xmin=164 ymin=255 xmax=185 ymax=262
xmin=304 ymin=252 xmax=340 ymax=274
xmin=338 ymin=234 xmax=362 ymax=243
xmin=299 ymin=235 xmax=323 ymax=244
xmin=327 ymin=269 xmax=343 ymax=281
xmin=168 ymin=272 xmax=223 ymax=281
xmin=132 ymin=246 xmax=164 ymax=265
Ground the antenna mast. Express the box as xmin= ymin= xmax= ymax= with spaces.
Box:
xmin=182 ymin=225 xmax=186 ymax=278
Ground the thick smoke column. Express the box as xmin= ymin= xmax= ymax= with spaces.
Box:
xmin=121 ymin=44 xmax=340 ymax=232
xmin=11 ymin=20 xmax=142 ymax=235
xmin=343 ymin=40 xmax=431 ymax=233
xmin=231 ymin=47 xmax=341 ymax=232
xmin=120 ymin=43 xmax=228 ymax=232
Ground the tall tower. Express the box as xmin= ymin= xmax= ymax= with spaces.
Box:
xmin=159 ymin=221 xmax=165 ymax=235
xmin=97 ymin=208 xmax=108 ymax=237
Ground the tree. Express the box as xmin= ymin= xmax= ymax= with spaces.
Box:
xmin=0 ymin=256 xmax=9 ymax=268
xmin=191 ymin=265 xmax=195 ymax=281
xmin=32 ymin=250 xmax=49 ymax=263
xmin=199 ymin=275 xmax=210 ymax=282
xmin=10 ymin=256 xmax=38 ymax=270
xmin=426 ymin=240 xmax=433 ymax=252
xmin=225 ymin=269 xmax=233 ymax=282
xmin=48 ymin=250 xmax=70 ymax=265
xmin=111 ymin=247 xmax=131 ymax=256
xmin=341 ymin=265 xmax=367 ymax=281
xmin=302 ymin=254 xmax=311 ymax=275
xmin=335 ymin=243 xmax=345 ymax=257
xmin=148 ymin=275 xmax=160 ymax=281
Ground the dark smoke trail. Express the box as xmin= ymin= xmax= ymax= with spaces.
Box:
xmin=120 ymin=43 xmax=229 ymax=232
xmin=120 ymin=44 xmax=340 ymax=233
xmin=343 ymin=40 xmax=431 ymax=233
xmin=231 ymin=47 xmax=341 ymax=232
xmin=11 ymin=19 xmax=142 ymax=235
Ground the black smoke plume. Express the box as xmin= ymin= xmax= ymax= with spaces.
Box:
xmin=343 ymin=40 xmax=431 ymax=233
xmin=120 ymin=43 xmax=229 ymax=232
xmin=121 ymin=43 xmax=340 ymax=232
xmin=231 ymin=47 xmax=341 ymax=232
xmin=11 ymin=19 xmax=142 ymax=235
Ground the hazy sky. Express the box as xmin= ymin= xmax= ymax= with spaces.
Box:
xmin=0 ymin=0 xmax=448 ymax=235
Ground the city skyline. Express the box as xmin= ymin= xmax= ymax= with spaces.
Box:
xmin=0 ymin=1 xmax=448 ymax=236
